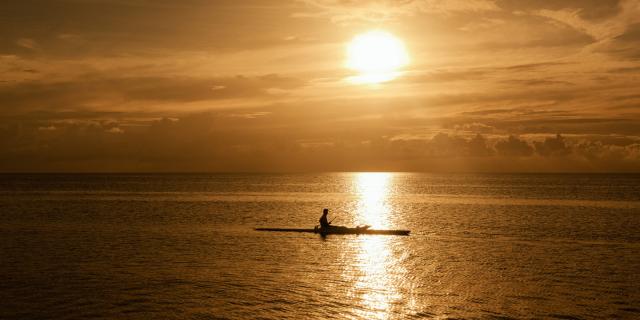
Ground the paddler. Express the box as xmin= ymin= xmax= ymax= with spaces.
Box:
xmin=319 ymin=208 xmax=331 ymax=229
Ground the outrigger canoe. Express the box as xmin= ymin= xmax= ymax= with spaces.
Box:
xmin=255 ymin=226 xmax=410 ymax=236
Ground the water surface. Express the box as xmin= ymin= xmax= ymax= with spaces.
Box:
xmin=1 ymin=173 xmax=639 ymax=319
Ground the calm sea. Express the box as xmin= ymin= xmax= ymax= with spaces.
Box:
xmin=1 ymin=173 xmax=639 ymax=319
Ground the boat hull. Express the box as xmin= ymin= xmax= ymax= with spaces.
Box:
xmin=254 ymin=227 xmax=410 ymax=236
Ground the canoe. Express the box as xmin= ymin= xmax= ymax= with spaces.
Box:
xmin=255 ymin=226 xmax=410 ymax=236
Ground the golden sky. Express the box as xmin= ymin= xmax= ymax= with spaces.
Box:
xmin=1 ymin=0 xmax=640 ymax=172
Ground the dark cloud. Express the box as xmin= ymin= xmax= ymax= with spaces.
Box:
xmin=459 ymin=107 xmax=573 ymax=118
xmin=608 ymin=66 xmax=640 ymax=73
xmin=0 ymin=0 xmax=303 ymax=57
xmin=534 ymin=134 xmax=571 ymax=156
xmin=615 ymin=22 xmax=640 ymax=42
xmin=604 ymin=23 xmax=640 ymax=60
xmin=3 ymin=114 xmax=638 ymax=172
xmin=468 ymin=134 xmax=495 ymax=156
xmin=508 ymin=118 xmax=640 ymax=136
xmin=495 ymin=135 xmax=535 ymax=156
xmin=452 ymin=102 xmax=640 ymax=135
xmin=0 ymin=74 xmax=306 ymax=115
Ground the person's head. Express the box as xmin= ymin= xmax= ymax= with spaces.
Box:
xmin=323 ymin=208 xmax=329 ymax=215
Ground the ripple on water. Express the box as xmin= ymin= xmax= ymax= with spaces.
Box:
xmin=1 ymin=173 xmax=639 ymax=319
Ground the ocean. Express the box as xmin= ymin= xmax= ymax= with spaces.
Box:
xmin=1 ymin=173 xmax=639 ymax=319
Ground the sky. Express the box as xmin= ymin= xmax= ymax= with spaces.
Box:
xmin=1 ymin=0 xmax=639 ymax=172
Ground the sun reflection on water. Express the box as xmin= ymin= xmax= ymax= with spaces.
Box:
xmin=354 ymin=172 xmax=392 ymax=229
xmin=344 ymin=172 xmax=407 ymax=319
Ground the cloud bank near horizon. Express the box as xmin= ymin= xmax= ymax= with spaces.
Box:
xmin=1 ymin=0 xmax=639 ymax=172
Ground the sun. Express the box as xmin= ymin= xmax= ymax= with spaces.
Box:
xmin=346 ymin=30 xmax=409 ymax=84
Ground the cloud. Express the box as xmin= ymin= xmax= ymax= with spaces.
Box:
xmin=502 ymin=62 xmax=570 ymax=72
xmin=454 ymin=122 xmax=496 ymax=134
xmin=605 ymin=22 xmax=640 ymax=60
xmin=533 ymin=134 xmax=571 ymax=156
xmin=500 ymin=79 xmax=574 ymax=86
xmin=421 ymin=133 xmax=495 ymax=157
xmin=534 ymin=0 xmax=640 ymax=43
xmin=106 ymin=127 xmax=124 ymax=134
xmin=459 ymin=17 xmax=506 ymax=32
xmin=16 ymin=38 xmax=38 ymax=50
xmin=616 ymin=22 xmax=640 ymax=42
xmin=495 ymin=135 xmax=535 ymax=156
xmin=460 ymin=108 xmax=516 ymax=116
xmin=497 ymin=0 xmax=622 ymax=20
xmin=0 ymin=74 xmax=306 ymax=115
xmin=38 ymin=125 xmax=56 ymax=131
xmin=296 ymin=0 xmax=499 ymax=23
xmin=1 ymin=113 xmax=638 ymax=172
xmin=402 ymin=68 xmax=488 ymax=83
xmin=0 ymin=1 xmax=305 ymax=58
xmin=1 ymin=0 xmax=639 ymax=173
xmin=450 ymin=114 xmax=640 ymax=136
xmin=573 ymin=140 xmax=640 ymax=166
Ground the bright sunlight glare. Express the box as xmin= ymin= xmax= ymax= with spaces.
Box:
xmin=346 ymin=30 xmax=409 ymax=84
xmin=355 ymin=172 xmax=392 ymax=228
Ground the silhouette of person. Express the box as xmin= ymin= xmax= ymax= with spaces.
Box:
xmin=319 ymin=208 xmax=331 ymax=229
